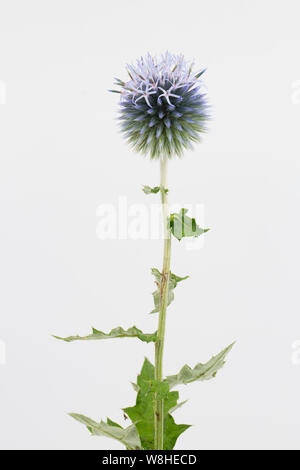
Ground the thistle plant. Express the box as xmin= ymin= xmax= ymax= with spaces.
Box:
xmin=55 ymin=52 xmax=233 ymax=450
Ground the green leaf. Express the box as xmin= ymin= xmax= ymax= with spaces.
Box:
xmin=69 ymin=413 xmax=141 ymax=450
xmin=142 ymin=185 xmax=168 ymax=195
xmin=169 ymin=208 xmax=209 ymax=241
xmin=53 ymin=326 xmax=157 ymax=344
xmin=150 ymin=268 xmax=188 ymax=314
xmin=169 ymin=400 xmax=188 ymax=414
xmin=166 ymin=343 xmax=235 ymax=389
xmin=143 ymin=185 xmax=160 ymax=194
xmin=106 ymin=418 xmax=123 ymax=428
xmin=131 ymin=382 xmax=140 ymax=392
xmin=124 ymin=358 xmax=190 ymax=450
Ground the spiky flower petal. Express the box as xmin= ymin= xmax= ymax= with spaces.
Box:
xmin=110 ymin=52 xmax=210 ymax=159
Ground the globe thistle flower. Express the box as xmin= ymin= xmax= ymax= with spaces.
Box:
xmin=110 ymin=52 xmax=210 ymax=159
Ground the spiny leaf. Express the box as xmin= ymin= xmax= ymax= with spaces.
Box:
xmin=150 ymin=268 xmax=189 ymax=314
xmin=169 ymin=400 xmax=188 ymax=414
xmin=69 ymin=413 xmax=141 ymax=450
xmin=124 ymin=358 xmax=190 ymax=450
xmin=169 ymin=208 xmax=209 ymax=241
xmin=142 ymin=185 xmax=168 ymax=195
xmin=53 ymin=326 xmax=157 ymax=344
xmin=166 ymin=343 xmax=234 ymax=389
xmin=106 ymin=418 xmax=123 ymax=428
xmin=131 ymin=382 xmax=140 ymax=392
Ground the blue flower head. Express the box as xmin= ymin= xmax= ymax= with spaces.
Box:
xmin=110 ymin=52 xmax=210 ymax=159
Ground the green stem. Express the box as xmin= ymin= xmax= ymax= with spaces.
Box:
xmin=154 ymin=154 xmax=171 ymax=450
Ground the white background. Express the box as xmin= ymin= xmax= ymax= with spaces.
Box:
xmin=1 ymin=0 xmax=300 ymax=450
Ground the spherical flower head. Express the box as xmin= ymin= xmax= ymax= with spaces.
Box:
xmin=110 ymin=52 xmax=210 ymax=159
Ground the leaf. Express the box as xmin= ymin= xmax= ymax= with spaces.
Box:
xmin=169 ymin=208 xmax=209 ymax=241
xmin=131 ymin=382 xmax=140 ymax=392
xmin=106 ymin=418 xmax=123 ymax=428
xmin=150 ymin=268 xmax=188 ymax=314
xmin=142 ymin=185 xmax=168 ymax=195
xmin=53 ymin=326 xmax=157 ymax=344
xmin=143 ymin=185 xmax=160 ymax=194
xmin=124 ymin=358 xmax=190 ymax=450
xmin=169 ymin=400 xmax=188 ymax=414
xmin=166 ymin=343 xmax=235 ymax=389
xmin=69 ymin=413 xmax=141 ymax=450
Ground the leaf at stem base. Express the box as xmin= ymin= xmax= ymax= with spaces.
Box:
xmin=124 ymin=358 xmax=190 ymax=450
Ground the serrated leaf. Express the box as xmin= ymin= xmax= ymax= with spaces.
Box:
xmin=166 ymin=343 xmax=234 ymax=389
xmin=69 ymin=413 xmax=141 ymax=450
xmin=53 ymin=326 xmax=157 ymax=344
xmin=142 ymin=185 xmax=168 ymax=195
xmin=150 ymin=268 xmax=188 ymax=314
xmin=169 ymin=208 xmax=209 ymax=241
xmin=124 ymin=358 xmax=190 ymax=450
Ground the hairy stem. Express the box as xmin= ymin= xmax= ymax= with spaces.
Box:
xmin=154 ymin=154 xmax=171 ymax=450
